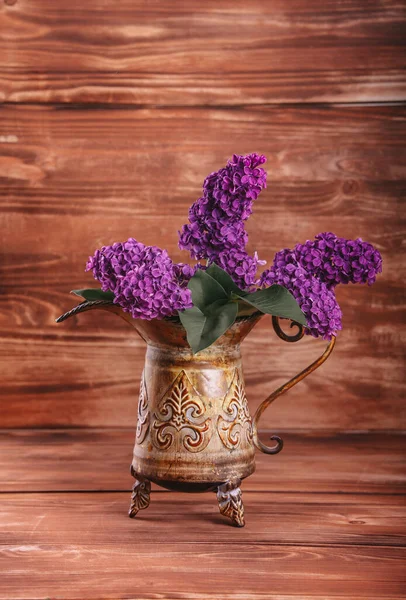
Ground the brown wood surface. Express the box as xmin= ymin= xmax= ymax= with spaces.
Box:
xmin=1 ymin=429 xmax=405 ymax=494
xmin=0 ymin=0 xmax=405 ymax=105
xmin=2 ymin=491 xmax=406 ymax=547
xmin=0 ymin=104 xmax=404 ymax=429
xmin=1 ymin=2 xmax=404 ymax=598
xmin=1 ymin=543 xmax=404 ymax=599
xmin=0 ymin=430 xmax=405 ymax=599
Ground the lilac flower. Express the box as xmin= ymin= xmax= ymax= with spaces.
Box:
xmin=86 ymin=238 xmax=194 ymax=320
xmin=179 ymin=153 xmax=267 ymax=261
xmin=215 ymin=249 xmax=266 ymax=290
xmin=294 ymin=232 xmax=383 ymax=289
xmin=173 ymin=262 xmax=199 ymax=286
xmin=260 ymin=249 xmax=343 ymax=340
xmin=180 ymin=201 xmax=249 ymax=260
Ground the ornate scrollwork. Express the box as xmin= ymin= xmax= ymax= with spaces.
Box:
xmin=217 ymin=479 xmax=245 ymax=527
xmin=217 ymin=369 xmax=253 ymax=450
xmin=272 ymin=315 xmax=305 ymax=342
xmin=129 ymin=467 xmax=151 ymax=518
xmin=136 ymin=370 xmax=150 ymax=445
xmin=151 ymin=370 xmax=212 ymax=453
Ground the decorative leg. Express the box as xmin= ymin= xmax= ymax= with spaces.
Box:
xmin=217 ymin=479 xmax=245 ymax=527
xmin=129 ymin=465 xmax=151 ymax=518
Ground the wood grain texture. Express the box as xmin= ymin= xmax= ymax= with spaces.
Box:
xmin=1 ymin=3 xmax=404 ymax=597
xmin=0 ymin=104 xmax=404 ymax=428
xmin=0 ymin=430 xmax=405 ymax=599
xmin=0 ymin=0 xmax=405 ymax=104
xmin=2 ymin=491 xmax=406 ymax=547
xmin=0 ymin=430 xmax=404 ymax=494
xmin=1 ymin=524 xmax=405 ymax=598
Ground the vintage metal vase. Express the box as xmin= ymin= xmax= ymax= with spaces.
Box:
xmin=57 ymin=303 xmax=335 ymax=527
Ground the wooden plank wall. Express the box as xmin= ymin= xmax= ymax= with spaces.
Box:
xmin=0 ymin=0 xmax=405 ymax=429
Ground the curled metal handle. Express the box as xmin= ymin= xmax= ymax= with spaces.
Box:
xmin=252 ymin=316 xmax=336 ymax=455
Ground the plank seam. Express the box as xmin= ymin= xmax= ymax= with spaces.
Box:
xmin=0 ymin=101 xmax=405 ymax=110
xmin=1 ymin=428 xmax=405 ymax=434
xmin=0 ymin=490 xmax=405 ymax=496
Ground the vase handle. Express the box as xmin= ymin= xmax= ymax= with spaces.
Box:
xmin=252 ymin=316 xmax=336 ymax=455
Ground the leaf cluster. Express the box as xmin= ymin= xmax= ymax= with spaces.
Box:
xmin=179 ymin=264 xmax=306 ymax=353
xmin=68 ymin=264 xmax=307 ymax=353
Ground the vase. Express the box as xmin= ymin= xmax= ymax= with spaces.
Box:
xmin=57 ymin=302 xmax=335 ymax=527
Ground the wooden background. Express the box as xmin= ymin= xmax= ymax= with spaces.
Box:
xmin=0 ymin=0 xmax=405 ymax=430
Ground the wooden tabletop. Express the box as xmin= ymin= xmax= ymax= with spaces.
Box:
xmin=1 ymin=429 xmax=405 ymax=599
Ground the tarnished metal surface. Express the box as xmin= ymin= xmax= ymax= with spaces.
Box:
xmin=131 ymin=315 xmax=262 ymax=489
xmin=217 ymin=479 xmax=245 ymax=527
xmin=128 ymin=465 xmax=151 ymax=518
xmin=57 ymin=302 xmax=336 ymax=525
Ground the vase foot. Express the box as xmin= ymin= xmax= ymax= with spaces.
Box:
xmin=217 ymin=479 xmax=245 ymax=527
xmin=129 ymin=466 xmax=151 ymax=518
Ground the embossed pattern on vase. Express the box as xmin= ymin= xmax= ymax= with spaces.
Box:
xmin=56 ymin=293 xmax=337 ymax=523
xmin=131 ymin=316 xmax=260 ymax=488
xmin=151 ymin=370 xmax=212 ymax=453
xmin=217 ymin=369 xmax=253 ymax=451
xmin=136 ymin=370 xmax=150 ymax=445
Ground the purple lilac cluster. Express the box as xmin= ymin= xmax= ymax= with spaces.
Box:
xmin=261 ymin=233 xmax=382 ymax=339
xmin=293 ymin=232 xmax=382 ymax=289
xmin=260 ymin=249 xmax=343 ymax=340
xmin=216 ymin=249 xmax=266 ymax=290
xmin=179 ymin=152 xmax=267 ymax=260
xmin=84 ymin=151 xmax=383 ymax=336
xmin=86 ymin=239 xmax=195 ymax=319
xmin=178 ymin=153 xmax=267 ymax=287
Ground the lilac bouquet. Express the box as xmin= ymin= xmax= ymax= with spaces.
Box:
xmin=62 ymin=153 xmax=382 ymax=352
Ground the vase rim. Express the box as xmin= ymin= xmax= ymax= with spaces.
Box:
xmin=130 ymin=310 xmax=263 ymax=350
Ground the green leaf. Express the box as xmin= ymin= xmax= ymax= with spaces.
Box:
xmin=205 ymin=263 xmax=243 ymax=295
xmin=234 ymin=285 xmax=307 ymax=326
xmin=178 ymin=306 xmax=206 ymax=351
xmin=199 ymin=300 xmax=238 ymax=352
xmin=187 ymin=269 xmax=228 ymax=312
xmin=179 ymin=300 xmax=238 ymax=353
xmin=236 ymin=303 xmax=260 ymax=317
xmin=71 ymin=288 xmax=115 ymax=302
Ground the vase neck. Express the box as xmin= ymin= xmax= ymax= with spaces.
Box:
xmin=131 ymin=313 xmax=263 ymax=351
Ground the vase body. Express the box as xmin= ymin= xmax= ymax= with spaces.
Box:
xmin=131 ymin=314 xmax=262 ymax=492
xmin=56 ymin=299 xmax=335 ymax=525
